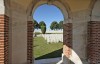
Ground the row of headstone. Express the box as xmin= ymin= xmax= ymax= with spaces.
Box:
xmin=42 ymin=34 xmax=63 ymax=44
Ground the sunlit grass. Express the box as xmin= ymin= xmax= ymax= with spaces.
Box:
xmin=33 ymin=37 xmax=63 ymax=60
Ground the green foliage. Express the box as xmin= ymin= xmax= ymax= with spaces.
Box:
xmin=39 ymin=21 xmax=46 ymax=29
xmin=50 ymin=23 xmax=54 ymax=30
xmin=50 ymin=21 xmax=59 ymax=30
xmin=41 ymin=26 xmax=46 ymax=34
xmin=39 ymin=21 xmax=46 ymax=34
xmin=59 ymin=21 xmax=63 ymax=29
xmin=33 ymin=20 xmax=39 ymax=29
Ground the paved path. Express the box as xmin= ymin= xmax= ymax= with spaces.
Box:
xmin=34 ymin=57 xmax=61 ymax=64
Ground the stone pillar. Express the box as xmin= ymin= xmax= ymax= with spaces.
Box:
xmin=87 ymin=21 xmax=100 ymax=64
xmin=63 ymin=23 xmax=72 ymax=64
xmin=27 ymin=21 xmax=34 ymax=64
xmin=8 ymin=1 xmax=28 ymax=64
xmin=0 ymin=15 xmax=9 ymax=64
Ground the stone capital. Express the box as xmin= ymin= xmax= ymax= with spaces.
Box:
xmin=63 ymin=18 xmax=72 ymax=24
xmin=28 ymin=16 xmax=33 ymax=21
xmin=0 ymin=0 xmax=5 ymax=14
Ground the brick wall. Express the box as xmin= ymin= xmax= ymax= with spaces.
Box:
xmin=63 ymin=23 xmax=72 ymax=58
xmin=88 ymin=21 xmax=100 ymax=64
xmin=0 ymin=15 xmax=9 ymax=64
xmin=27 ymin=21 xmax=33 ymax=64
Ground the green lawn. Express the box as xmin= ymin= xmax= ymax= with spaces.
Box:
xmin=33 ymin=37 xmax=63 ymax=60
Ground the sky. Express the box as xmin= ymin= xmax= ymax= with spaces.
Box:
xmin=33 ymin=4 xmax=64 ymax=30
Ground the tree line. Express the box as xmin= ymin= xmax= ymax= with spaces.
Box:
xmin=34 ymin=20 xmax=63 ymax=34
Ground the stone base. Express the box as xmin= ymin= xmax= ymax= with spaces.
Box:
xmin=62 ymin=54 xmax=71 ymax=64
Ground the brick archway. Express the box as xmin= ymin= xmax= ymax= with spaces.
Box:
xmin=1 ymin=0 xmax=100 ymax=64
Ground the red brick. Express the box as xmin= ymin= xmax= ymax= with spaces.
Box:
xmin=27 ymin=21 xmax=34 ymax=64
xmin=88 ymin=21 xmax=100 ymax=64
xmin=63 ymin=23 xmax=72 ymax=58
xmin=0 ymin=15 xmax=9 ymax=64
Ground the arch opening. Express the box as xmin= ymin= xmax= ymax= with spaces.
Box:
xmin=32 ymin=4 xmax=65 ymax=64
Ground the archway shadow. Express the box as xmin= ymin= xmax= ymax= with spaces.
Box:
xmin=35 ymin=48 xmax=63 ymax=60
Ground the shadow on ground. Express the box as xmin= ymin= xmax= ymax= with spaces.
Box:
xmin=35 ymin=48 xmax=63 ymax=60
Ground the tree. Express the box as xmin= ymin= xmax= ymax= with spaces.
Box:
xmin=39 ymin=21 xmax=46 ymax=29
xmin=59 ymin=21 xmax=63 ymax=29
xmin=41 ymin=26 xmax=46 ymax=34
xmin=50 ymin=23 xmax=54 ymax=30
xmin=39 ymin=21 xmax=46 ymax=34
xmin=33 ymin=20 xmax=39 ymax=29
xmin=50 ymin=21 xmax=59 ymax=30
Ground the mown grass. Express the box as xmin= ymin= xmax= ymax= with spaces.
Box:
xmin=33 ymin=37 xmax=63 ymax=60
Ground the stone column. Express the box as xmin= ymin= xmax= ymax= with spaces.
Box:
xmin=72 ymin=10 xmax=90 ymax=63
xmin=27 ymin=21 xmax=34 ymax=64
xmin=87 ymin=21 xmax=100 ymax=64
xmin=0 ymin=15 xmax=9 ymax=64
xmin=63 ymin=22 xmax=72 ymax=64
xmin=9 ymin=1 xmax=28 ymax=64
